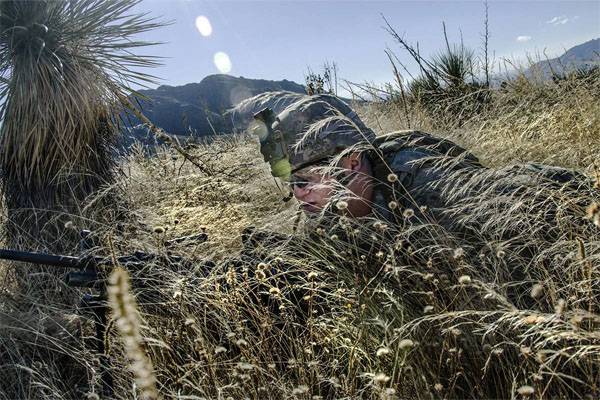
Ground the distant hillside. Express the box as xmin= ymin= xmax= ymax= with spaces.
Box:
xmin=122 ymin=74 xmax=305 ymax=146
xmin=527 ymin=38 xmax=599 ymax=77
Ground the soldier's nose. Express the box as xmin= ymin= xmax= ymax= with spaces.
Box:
xmin=293 ymin=184 xmax=311 ymax=199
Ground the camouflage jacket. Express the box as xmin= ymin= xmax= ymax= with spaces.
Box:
xmin=365 ymin=130 xmax=482 ymax=222
xmin=365 ymin=130 xmax=590 ymax=227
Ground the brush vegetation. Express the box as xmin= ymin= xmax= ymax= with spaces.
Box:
xmin=1 ymin=9 xmax=600 ymax=400
xmin=0 ymin=0 xmax=161 ymax=248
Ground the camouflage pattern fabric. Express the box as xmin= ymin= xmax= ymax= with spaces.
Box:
xmin=273 ymin=94 xmax=375 ymax=171
xmin=363 ymin=131 xmax=591 ymax=226
xmin=228 ymin=91 xmax=375 ymax=170
xmin=226 ymin=91 xmax=305 ymax=132
xmin=359 ymin=130 xmax=483 ymax=221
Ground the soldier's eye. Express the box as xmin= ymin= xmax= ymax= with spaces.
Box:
xmin=290 ymin=175 xmax=312 ymax=189
xmin=293 ymin=181 xmax=308 ymax=189
xmin=290 ymin=179 xmax=308 ymax=188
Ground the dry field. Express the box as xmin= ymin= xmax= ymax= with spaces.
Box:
xmin=0 ymin=70 xmax=599 ymax=399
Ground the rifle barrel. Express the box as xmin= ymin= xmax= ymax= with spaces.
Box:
xmin=0 ymin=249 xmax=84 ymax=269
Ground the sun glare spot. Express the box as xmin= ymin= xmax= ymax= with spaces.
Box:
xmin=195 ymin=15 xmax=212 ymax=37
xmin=214 ymin=52 xmax=232 ymax=73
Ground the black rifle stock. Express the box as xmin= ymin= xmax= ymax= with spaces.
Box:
xmin=0 ymin=229 xmax=208 ymax=398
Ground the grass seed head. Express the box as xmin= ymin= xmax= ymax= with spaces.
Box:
xmin=517 ymin=385 xmax=535 ymax=396
xmin=453 ymin=247 xmax=465 ymax=259
xmin=336 ymin=200 xmax=348 ymax=210
xmin=255 ymin=269 xmax=267 ymax=280
xmin=292 ymin=385 xmax=309 ymax=395
xmin=520 ymin=346 xmax=532 ymax=356
xmin=530 ymin=283 xmax=544 ymax=298
xmin=152 ymin=226 xmax=165 ymax=234
xmin=374 ymin=372 xmax=391 ymax=384
xmin=555 ymin=298 xmax=566 ymax=315
xmin=108 ymin=268 xmax=158 ymax=400
xmin=402 ymin=208 xmax=415 ymax=219
xmin=376 ymin=347 xmax=391 ymax=357
xmin=269 ymin=286 xmax=281 ymax=295
xmin=586 ymin=202 xmax=600 ymax=227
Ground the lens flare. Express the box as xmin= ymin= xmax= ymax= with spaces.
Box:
xmin=213 ymin=51 xmax=232 ymax=73
xmin=250 ymin=120 xmax=269 ymax=141
xmin=195 ymin=16 xmax=212 ymax=37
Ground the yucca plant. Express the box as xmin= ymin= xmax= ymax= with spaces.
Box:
xmin=432 ymin=43 xmax=475 ymax=88
xmin=0 ymin=2 xmax=163 ymax=396
xmin=385 ymin=17 xmax=491 ymax=129
xmin=0 ymin=0 xmax=162 ymax=247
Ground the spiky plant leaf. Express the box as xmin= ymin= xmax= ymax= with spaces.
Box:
xmin=0 ymin=0 xmax=162 ymax=211
xmin=432 ymin=44 xmax=474 ymax=88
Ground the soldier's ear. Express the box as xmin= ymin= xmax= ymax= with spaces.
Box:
xmin=347 ymin=152 xmax=363 ymax=172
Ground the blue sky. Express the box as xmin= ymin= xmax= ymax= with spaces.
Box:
xmin=131 ymin=0 xmax=600 ymax=91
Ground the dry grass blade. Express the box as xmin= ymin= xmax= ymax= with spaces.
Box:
xmin=108 ymin=267 xmax=159 ymax=400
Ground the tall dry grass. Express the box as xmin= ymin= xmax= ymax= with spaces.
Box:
xmin=0 ymin=62 xmax=599 ymax=399
xmin=359 ymin=68 xmax=600 ymax=171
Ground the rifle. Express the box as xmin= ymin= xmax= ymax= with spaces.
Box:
xmin=0 ymin=229 xmax=208 ymax=398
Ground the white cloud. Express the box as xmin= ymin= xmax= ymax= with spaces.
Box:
xmin=516 ymin=36 xmax=532 ymax=43
xmin=546 ymin=15 xmax=570 ymax=25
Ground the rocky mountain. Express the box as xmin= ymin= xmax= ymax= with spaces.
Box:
xmin=122 ymin=74 xmax=305 ymax=145
xmin=527 ymin=38 xmax=599 ymax=77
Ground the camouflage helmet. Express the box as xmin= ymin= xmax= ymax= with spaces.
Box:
xmin=227 ymin=91 xmax=305 ymax=132
xmin=253 ymin=94 xmax=375 ymax=179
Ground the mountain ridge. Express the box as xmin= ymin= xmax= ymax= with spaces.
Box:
xmin=125 ymin=74 xmax=305 ymax=140
xmin=527 ymin=38 xmax=599 ymax=77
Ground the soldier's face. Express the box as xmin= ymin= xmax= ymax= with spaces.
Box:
xmin=291 ymin=169 xmax=335 ymax=213
xmin=291 ymin=153 xmax=374 ymax=217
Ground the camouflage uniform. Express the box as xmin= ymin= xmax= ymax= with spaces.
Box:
xmin=249 ymin=92 xmax=481 ymax=221
xmin=362 ymin=130 xmax=482 ymax=222
xmin=243 ymin=92 xmax=589 ymax=227
xmin=227 ymin=91 xmax=305 ymax=133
